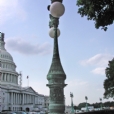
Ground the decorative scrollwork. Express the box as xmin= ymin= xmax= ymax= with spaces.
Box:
xmin=51 ymin=0 xmax=63 ymax=3
xmin=49 ymin=14 xmax=59 ymax=28
xmin=50 ymin=88 xmax=63 ymax=101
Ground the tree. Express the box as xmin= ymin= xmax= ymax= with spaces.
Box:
xmin=78 ymin=102 xmax=90 ymax=109
xmin=104 ymin=101 xmax=111 ymax=107
xmin=104 ymin=58 xmax=114 ymax=98
xmin=76 ymin=0 xmax=114 ymax=31
xmin=91 ymin=103 xmax=100 ymax=108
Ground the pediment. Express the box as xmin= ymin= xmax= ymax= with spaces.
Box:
xmin=23 ymin=87 xmax=36 ymax=94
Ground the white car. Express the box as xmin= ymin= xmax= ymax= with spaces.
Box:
xmin=1 ymin=112 xmax=16 ymax=114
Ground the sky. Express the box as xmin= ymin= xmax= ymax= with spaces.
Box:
xmin=0 ymin=0 xmax=114 ymax=106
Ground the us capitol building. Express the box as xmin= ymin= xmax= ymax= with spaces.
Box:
xmin=0 ymin=32 xmax=49 ymax=112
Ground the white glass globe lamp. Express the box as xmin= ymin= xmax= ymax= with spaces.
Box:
xmin=49 ymin=27 xmax=60 ymax=38
xmin=50 ymin=2 xmax=65 ymax=18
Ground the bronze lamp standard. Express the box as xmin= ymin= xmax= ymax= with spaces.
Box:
xmin=85 ymin=96 xmax=89 ymax=112
xmin=70 ymin=92 xmax=75 ymax=114
xmin=100 ymin=98 xmax=102 ymax=110
xmin=46 ymin=0 xmax=67 ymax=114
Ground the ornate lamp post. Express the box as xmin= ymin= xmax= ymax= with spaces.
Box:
xmin=85 ymin=96 xmax=88 ymax=112
xmin=70 ymin=92 xmax=75 ymax=114
xmin=46 ymin=0 xmax=67 ymax=114
xmin=100 ymin=98 xmax=102 ymax=110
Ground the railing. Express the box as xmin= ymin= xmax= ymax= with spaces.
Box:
xmin=76 ymin=109 xmax=114 ymax=114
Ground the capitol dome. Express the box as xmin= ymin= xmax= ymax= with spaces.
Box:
xmin=0 ymin=32 xmax=19 ymax=86
xmin=1 ymin=50 xmax=13 ymax=61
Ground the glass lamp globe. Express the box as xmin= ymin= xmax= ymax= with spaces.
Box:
xmin=50 ymin=2 xmax=65 ymax=18
xmin=49 ymin=27 xmax=60 ymax=38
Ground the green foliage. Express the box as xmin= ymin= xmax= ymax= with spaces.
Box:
xmin=103 ymin=101 xmax=114 ymax=107
xmin=77 ymin=101 xmax=114 ymax=108
xmin=74 ymin=105 xmax=77 ymax=112
xmin=74 ymin=105 xmax=77 ymax=110
xmin=77 ymin=102 xmax=90 ymax=109
xmin=76 ymin=0 xmax=114 ymax=31
xmin=104 ymin=58 xmax=114 ymax=98
xmin=91 ymin=103 xmax=100 ymax=108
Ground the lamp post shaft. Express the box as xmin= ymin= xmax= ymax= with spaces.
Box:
xmin=47 ymin=1 xmax=67 ymax=114
xmin=70 ymin=93 xmax=74 ymax=114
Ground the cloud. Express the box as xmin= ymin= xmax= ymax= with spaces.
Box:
xmin=67 ymin=79 xmax=88 ymax=87
xmin=91 ymin=67 xmax=105 ymax=75
xmin=96 ymin=88 xmax=104 ymax=92
xmin=81 ymin=54 xmax=114 ymax=75
xmin=81 ymin=54 xmax=113 ymax=66
xmin=0 ymin=0 xmax=26 ymax=25
xmin=6 ymin=38 xmax=52 ymax=56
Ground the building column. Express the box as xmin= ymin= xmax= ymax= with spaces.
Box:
xmin=26 ymin=94 xmax=27 ymax=104
xmin=33 ymin=96 xmax=35 ymax=105
xmin=10 ymin=74 xmax=11 ymax=82
xmin=20 ymin=93 xmax=21 ymax=104
xmin=17 ymin=93 xmax=18 ymax=105
xmin=18 ymin=93 xmax=20 ymax=104
xmin=16 ymin=93 xmax=17 ymax=104
xmin=11 ymin=92 xmax=13 ymax=105
xmin=17 ymin=93 xmax=18 ymax=104
xmin=15 ymin=93 xmax=16 ymax=104
xmin=26 ymin=94 xmax=28 ymax=104
xmin=7 ymin=73 xmax=9 ymax=81
xmin=8 ymin=73 xmax=10 ymax=82
xmin=1 ymin=73 xmax=3 ymax=81
xmin=12 ymin=75 xmax=13 ymax=82
xmin=28 ymin=94 xmax=29 ymax=104
xmin=31 ymin=95 xmax=32 ymax=104
xmin=25 ymin=94 xmax=27 ymax=104
xmin=16 ymin=93 xmax=18 ymax=104
xmin=22 ymin=93 xmax=24 ymax=104
xmin=6 ymin=73 xmax=8 ymax=82
xmin=18 ymin=93 xmax=21 ymax=105
xmin=4 ymin=73 xmax=6 ymax=81
xmin=24 ymin=94 xmax=25 ymax=104
xmin=29 ymin=94 xmax=30 ymax=104
xmin=30 ymin=95 xmax=31 ymax=104
xmin=27 ymin=94 xmax=28 ymax=104
xmin=14 ymin=93 xmax=15 ymax=105
xmin=32 ymin=95 xmax=33 ymax=104
xmin=24 ymin=94 xmax=26 ymax=104
xmin=19 ymin=94 xmax=20 ymax=105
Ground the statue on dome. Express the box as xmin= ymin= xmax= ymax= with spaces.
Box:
xmin=0 ymin=32 xmax=4 ymax=41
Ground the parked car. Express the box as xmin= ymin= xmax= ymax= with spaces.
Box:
xmin=28 ymin=112 xmax=39 ymax=114
xmin=15 ymin=112 xmax=26 ymax=114
xmin=0 ymin=112 xmax=16 ymax=114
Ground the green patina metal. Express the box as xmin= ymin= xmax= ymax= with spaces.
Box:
xmin=100 ymin=98 xmax=103 ymax=110
xmin=70 ymin=93 xmax=75 ymax=114
xmin=85 ymin=96 xmax=89 ymax=112
xmin=46 ymin=1 xmax=67 ymax=114
xmin=51 ymin=0 xmax=63 ymax=3
xmin=0 ymin=32 xmax=4 ymax=41
xmin=49 ymin=14 xmax=59 ymax=28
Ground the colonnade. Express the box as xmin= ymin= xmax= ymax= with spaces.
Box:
xmin=0 ymin=73 xmax=18 ymax=84
xmin=10 ymin=92 xmax=35 ymax=105
xmin=0 ymin=62 xmax=15 ymax=71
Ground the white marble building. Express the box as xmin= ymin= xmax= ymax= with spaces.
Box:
xmin=0 ymin=32 xmax=49 ymax=112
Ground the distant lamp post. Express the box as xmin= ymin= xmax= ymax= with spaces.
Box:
xmin=85 ymin=96 xmax=89 ymax=112
xmin=100 ymin=98 xmax=102 ymax=110
xmin=70 ymin=92 xmax=75 ymax=114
